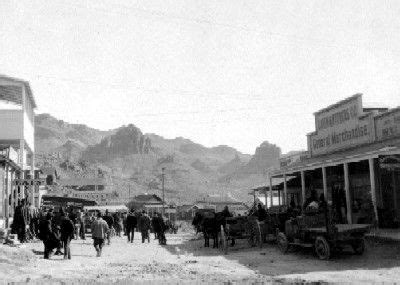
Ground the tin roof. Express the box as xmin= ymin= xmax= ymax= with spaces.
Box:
xmin=0 ymin=74 xmax=37 ymax=108
xmin=313 ymin=93 xmax=362 ymax=116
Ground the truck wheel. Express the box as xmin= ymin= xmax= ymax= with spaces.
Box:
xmin=315 ymin=236 xmax=331 ymax=260
xmin=352 ymin=239 xmax=365 ymax=255
xmin=277 ymin=232 xmax=289 ymax=254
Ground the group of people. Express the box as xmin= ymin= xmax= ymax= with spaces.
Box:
xmin=11 ymin=199 xmax=40 ymax=243
xmin=11 ymin=204 xmax=172 ymax=260
xmin=125 ymin=210 xmax=168 ymax=245
xmin=37 ymin=208 xmax=74 ymax=259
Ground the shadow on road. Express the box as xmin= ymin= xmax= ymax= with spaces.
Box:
xmin=164 ymin=233 xmax=400 ymax=278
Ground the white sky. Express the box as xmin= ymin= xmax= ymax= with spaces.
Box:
xmin=1 ymin=0 xmax=400 ymax=154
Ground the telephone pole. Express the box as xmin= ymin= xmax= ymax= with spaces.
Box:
xmin=161 ymin=167 xmax=165 ymax=216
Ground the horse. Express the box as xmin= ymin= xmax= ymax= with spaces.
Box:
xmin=192 ymin=211 xmax=226 ymax=248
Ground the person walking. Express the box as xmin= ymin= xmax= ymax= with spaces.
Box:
xmin=60 ymin=210 xmax=75 ymax=260
xmin=52 ymin=209 xmax=64 ymax=255
xmin=122 ymin=212 xmax=128 ymax=236
xmin=29 ymin=203 xmax=39 ymax=239
xmin=102 ymin=210 xmax=114 ymax=245
xmin=13 ymin=199 xmax=29 ymax=243
xmin=126 ymin=210 xmax=137 ymax=243
xmin=38 ymin=212 xmax=58 ymax=259
xmin=138 ymin=210 xmax=151 ymax=243
xmin=91 ymin=212 xmax=109 ymax=257
xmin=73 ymin=210 xmax=82 ymax=240
xmin=151 ymin=214 xmax=159 ymax=240
xmin=78 ymin=210 xmax=86 ymax=240
xmin=153 ymin=213 xmax=167 ymax=245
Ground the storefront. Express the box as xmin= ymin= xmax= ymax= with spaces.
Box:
xmin=268 ymin=94 xmax=400 ymax=228
xmin=0 ymin=146 xmax=22 ymax=229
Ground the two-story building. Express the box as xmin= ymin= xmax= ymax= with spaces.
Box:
xmin=0 ymin=75 xmax=37 ymax=228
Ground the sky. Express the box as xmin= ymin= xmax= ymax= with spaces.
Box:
xmin=1 ymin=0 xmax=400 ymax=154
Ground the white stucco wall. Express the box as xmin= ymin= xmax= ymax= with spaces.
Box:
xmin=23 ymin=110 xmax=34 ymax=152
xmin=0 ymin=110 xmax=23 ymax=140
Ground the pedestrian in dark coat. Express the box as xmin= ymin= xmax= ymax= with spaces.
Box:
xmin=39 ymin=212 xmax=58 ymax=259
xmin=126 ymin=211 xmax=137 ymax=243
xmin=138 ymin=211 xmax=151 ymax=243
xmin=60 ymin=211 xmax=75 ymax=260
xmin=52 ymin=209 xmax=64 ymax=255
xmin=255 ymin=204 xmax=267 ymax=221
xmin=151 ymin=215 xmax=159 ymax=240
xmin=103 ymin=210 xmax=114 ymax=245
xmin=12 ymin=200 xmax=28 ymax=243
xmin=153 ymin=213 xmax=167 ymax=245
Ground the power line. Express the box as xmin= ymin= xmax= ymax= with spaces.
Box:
xmin=34 ymin=74 xmax=265 ymax=101
xmin=56 ymin=1 xmax=400 ymax=56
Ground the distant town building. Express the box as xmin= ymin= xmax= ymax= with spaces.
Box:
xmin=126 ymin=194 xmax=176 ymax=218
xmin=47 ymin=177 xmax=114 ymax=205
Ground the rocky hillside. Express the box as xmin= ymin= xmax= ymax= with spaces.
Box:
xmin=35 ymin=113 xmax=111 ymax=158
xmin=35 ymin=114 xmax=280 ymax=203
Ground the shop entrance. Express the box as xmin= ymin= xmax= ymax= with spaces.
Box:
xmin=378 ymin=155 xmax=400 ymax=228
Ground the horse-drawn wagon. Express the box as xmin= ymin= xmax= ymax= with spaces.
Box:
xmin=219 ymin=215 xmax=262 ymax=254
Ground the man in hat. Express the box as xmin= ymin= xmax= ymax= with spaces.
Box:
xmin=91 ymin=211 xmax=109 ymax=257
xmin=138 ymin=210 xmax=151 ymax=243
xmin=60 ymin=210 xmax=75 ymax=260
xmin=126 ymin=210 xmax=137 ymax=243
xmin=102 ymin=210 xmax=114 ymax=245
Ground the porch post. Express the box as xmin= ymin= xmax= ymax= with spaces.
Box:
xmin=263 ymin=179 xmax=268 ymax=208
xmin=283 ymin=174 xmax=288 ymax=205
xmin=368 ymin=158 xmax=379 ymax=225
xmin=269 ymin=175 xmax=273 ymax=208
xmin=322 ymin=167 xmax=328 ymax=201
xmin=301 ymin=171 xmax=306 ymax=209
xmin=4 ymin=164 xmax=9 ymax=228
xmin=10 ymin=170 xmax=14 ymax=216
xmin=30 ymin=151 xmax=35 ymax=206
xmin=343 ymin=163 xmax=352 ymax=224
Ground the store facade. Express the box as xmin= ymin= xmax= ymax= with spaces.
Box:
xmin=269 ymin=94 xmax=400 ymax=228
xmin=0 ymin=146 xmax=22 ymax=228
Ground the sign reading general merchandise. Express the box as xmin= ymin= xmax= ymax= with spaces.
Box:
xmin=375 ymin=108 xmax=400 ymax=141
xmin=309 ymin=94 xmax=374 ymax=156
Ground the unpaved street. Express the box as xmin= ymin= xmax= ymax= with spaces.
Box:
xmin=1 ymin=232 xmax=400 ymax=284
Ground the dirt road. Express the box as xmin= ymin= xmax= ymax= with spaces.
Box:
xmin=1 ymin=232 xmax=400 ymax=284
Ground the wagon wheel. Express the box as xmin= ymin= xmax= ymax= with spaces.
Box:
xmin=219 ymin=225 xmax=228 ymax=254
xmin=255 ymin=220 xmax=262 ymax=249
xmin=315 ymin=236 xmax=331 ymax=260
xmin=247 ymin=217 xmax=262 ymax=248
xmin=277 ymin=232 xmax=289 ymax=254
xmin=247 ymin=221 xmax=256 ymax=247
xmin=352 ymin=239 xmax=365 ymax=255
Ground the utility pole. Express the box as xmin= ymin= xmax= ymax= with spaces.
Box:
xmin=162 ymin=167 xmax=165 ymax=217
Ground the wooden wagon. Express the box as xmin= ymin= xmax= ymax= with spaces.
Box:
xmin=219 ymin=216 xmax=262 ymax=254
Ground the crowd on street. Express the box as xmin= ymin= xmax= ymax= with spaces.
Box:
xmin=10 ymin=198 xmax=173 ymax=260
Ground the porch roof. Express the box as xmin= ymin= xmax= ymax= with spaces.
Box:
xmin=271 ymin=137 xmax=400 ymax=177
xmin=0 ymin=74 xmax=37 ymax=108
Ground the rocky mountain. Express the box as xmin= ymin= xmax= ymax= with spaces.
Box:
xmin=34 ymin=113 xmax=280 ymax=203
xmin=35 ymin=113 xmax=110 ymax=157
xmin=82 ymin=124 xmax=151 ymax=162
xmin=244 ymin=141 xmax=281 ymax=174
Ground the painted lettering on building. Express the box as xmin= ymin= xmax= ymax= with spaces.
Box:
xmin=309 ymin=94 xmax=373 ymax=156
xmin=375 ymin=108 xmax=400 ymax=141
